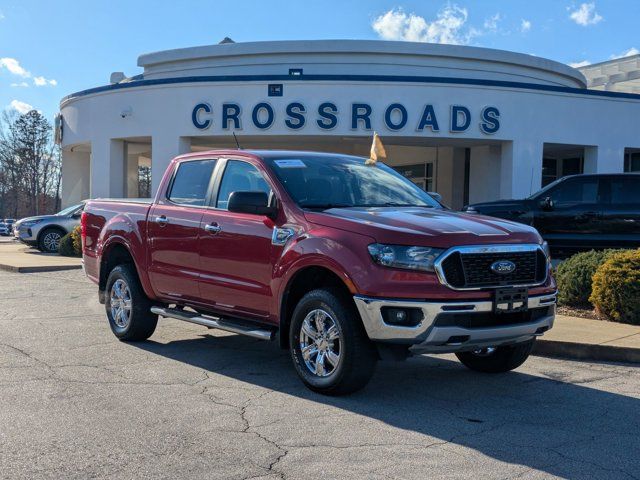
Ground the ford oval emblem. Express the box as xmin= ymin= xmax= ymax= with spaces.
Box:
xmin=491 ymin=260 xmax=516 ymax=275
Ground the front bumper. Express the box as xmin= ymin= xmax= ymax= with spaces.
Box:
xmin=354 ymin=292 xmax=556 ymax=354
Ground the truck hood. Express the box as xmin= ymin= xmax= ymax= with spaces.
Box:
xmin=304 ymin=207 xmax=541 ymax=247
xmin=466 ymin=198 xmax=531 ymax=211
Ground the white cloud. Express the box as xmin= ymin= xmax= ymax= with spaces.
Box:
xmin=9 ymin=99 xmax=34 ymax=114
xmin=0 ymin=57 xmax=30 ymax=77
xmin=569 ymin=3 xmax=603 ymax=26
xmin=372 ymin=5 xmax=479 ymax=45
xmin=32 ymin=76 xmax=56 ymax=87
xmin=483 ymin=13 xmax=502 ymax=32
xmin=569 ymin=60 xmax=591 ymax=68
xmin=610 ymin=47 xmax=640 ymax=59
xmin=520 ymin=19 xmax=532 ymax=33
xmin=0 ymin=58 xmax=57 ymax=88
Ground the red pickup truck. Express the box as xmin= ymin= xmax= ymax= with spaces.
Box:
xmin=82 ymin=150 xmax=557 ymax=395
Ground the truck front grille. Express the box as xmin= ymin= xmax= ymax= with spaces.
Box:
xmin=437 ymin=246 xmax=548 ymax=289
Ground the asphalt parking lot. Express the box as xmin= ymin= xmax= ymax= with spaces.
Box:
xmin=1 ymin=269 xmax=639 ymax=479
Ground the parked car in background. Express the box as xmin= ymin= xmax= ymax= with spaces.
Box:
xmin=0 ymin=222 xmax=9 ymax=236
xmin=14 ymin=202 xmax=86 ymax=253
xmin=464 ymin=174 xmax=640 ymax=257
xmin=4 ymin=218 xmax=16 ymax=226
xmin=82 ymin=150 xmax=556 ymax=395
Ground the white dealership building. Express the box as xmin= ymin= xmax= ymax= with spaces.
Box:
xmin=59 ymin=39 xmax=640 ymax=209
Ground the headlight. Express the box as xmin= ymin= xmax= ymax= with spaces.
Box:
xmin=21 ymin=220 xmax=42 ymax=228
xmin=542 ymin=241 xmax=551 ymax=262
xmin=367 ymin=243 xmax=444 ymax=272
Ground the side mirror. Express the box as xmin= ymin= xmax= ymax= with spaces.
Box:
xmin=228 ymin=191 xmax=277 ymax=218
xmin=428 ymin=191 xmax=443 ymax=203
xmin=539 ymin=196 xmax=554 ymax=210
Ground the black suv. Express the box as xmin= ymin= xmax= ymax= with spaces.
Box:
xmin=464 ymin=174 xmax=640 ymax=256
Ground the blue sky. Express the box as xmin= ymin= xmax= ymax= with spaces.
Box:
xmin=1 ymin=0 xmax=638 ymax=121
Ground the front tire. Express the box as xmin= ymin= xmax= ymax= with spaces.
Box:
xmin=38 ymin=228 xmax=63 ymax=253
xmin=289 ymin=289 xmax=377 ymax=395
xmin=455 ymin=339 xmax=535 ymax=373
xmin=105 ymin=264 xmax=157 ymax=341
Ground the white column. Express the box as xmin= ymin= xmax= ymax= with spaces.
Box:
xmin=90 ymin=138 xmax=125 ymax=198
xmin=469 ymin=145 xmax=500 ymax=204
xmin=126 ymin=152 xmax=140 ymax=198
xmin=151 ymin=136 xmax=191 ymax=195
xmin=584 ymin=145 xmax=625 ymax=173
xmin=500 ymin=140 xmax=543 ymax=199
xmin=61 ymin=148 xmax=91 ymax=207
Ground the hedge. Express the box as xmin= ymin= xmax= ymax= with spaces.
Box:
xmin=590 ymin=249 xmax=640 ymax=325
xmin=555 ymin=249 xmax=619 ymax=307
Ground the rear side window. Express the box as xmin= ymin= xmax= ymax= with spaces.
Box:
xmin=168 ymin=159 xmax=216 ymax=206
xmin=609 ymin=177 xmax=640 ymax=204
xmin=551 ymin=178 xmax=598 ymax=205
xmin=216 ymin=160 xmax=271 ymax=209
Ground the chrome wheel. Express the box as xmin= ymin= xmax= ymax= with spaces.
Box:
xmin=110 ymin=279 xmax=132 ymax=328
xmin=43 ymin=231 xmax=61 ymax=252
xmin=472 ymin=347 xmax=497 ymax=356
xmin=299 ymin=309 xmax=342 ymax=377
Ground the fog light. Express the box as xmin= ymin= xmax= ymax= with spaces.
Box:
xmin=381 ymin=307 xmax=423 ymax=327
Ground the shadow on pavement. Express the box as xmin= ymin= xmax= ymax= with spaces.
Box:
xmin=136 ymin=333 xmax=639 ymax=478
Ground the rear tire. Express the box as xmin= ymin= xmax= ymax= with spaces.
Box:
xmin=289 ymin=289 xmax=377 ymax=395
xmin=105 ymin=264 xmax=157 ymax=341
xmin=455 ymin=339 xmax=535 ymax=373
xmin=38 ymin=228 xmax=64 ymax=253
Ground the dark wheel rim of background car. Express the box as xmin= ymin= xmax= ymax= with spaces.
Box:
xmin=299 ymin=308 xmax=342 ymax=377
xmin=43 ymin=231 xmax=62 ymax=252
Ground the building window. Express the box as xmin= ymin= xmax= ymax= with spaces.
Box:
xmin=542 ymin=157 xmax=557 ymax=187
xmin=562 ymin=157 xmax=583 ymax=176
xmin=393 ymin=162 xmax=434 ymax=191
xmin=624 ymin=152 xmax=640 ymax=172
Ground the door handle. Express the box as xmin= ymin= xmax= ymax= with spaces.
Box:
xmin=154 ymin=215 xmax=168 ymax=226
xmin=204 ymin=223 xmax=222 ymax=234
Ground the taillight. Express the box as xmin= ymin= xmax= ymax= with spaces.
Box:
xmin=80 ymin=211 xmax=88 ymax=248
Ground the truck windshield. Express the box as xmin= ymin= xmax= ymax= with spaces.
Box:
xmin=267 ymin=156 xmax=439 ymax=209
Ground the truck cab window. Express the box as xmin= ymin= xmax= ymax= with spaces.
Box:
xmin=216 ymin=160 xmax=272 ymax=209
xmin=168 ymin=159 xmax=216 ymax=206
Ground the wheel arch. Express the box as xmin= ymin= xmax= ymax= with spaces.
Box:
xmin=278 ymin=264 xmax=356 ymax=349
xmin=36 ymin=224 xmax=67 ymax=247
xmin=98 ymin=240 xmax=151 ymax=304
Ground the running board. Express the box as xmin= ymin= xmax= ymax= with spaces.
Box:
xmin=150 ymin=306 xmax=275 ymax=341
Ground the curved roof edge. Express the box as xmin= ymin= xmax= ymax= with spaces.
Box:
xmin=137 ymin=39 xmax=587 ymax=88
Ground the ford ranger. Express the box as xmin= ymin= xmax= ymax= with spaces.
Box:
xmin=82 ymin=150 xmax=557 ymax=395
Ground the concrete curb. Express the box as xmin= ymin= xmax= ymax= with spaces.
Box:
xmin=0 ymin=263 xmax=82 ymax=273
xmin=534 ymin=339 xmax=640 ymax=364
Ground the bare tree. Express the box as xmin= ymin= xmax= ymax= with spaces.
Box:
xmin=0 ymin=109 xmax=61 ymax=218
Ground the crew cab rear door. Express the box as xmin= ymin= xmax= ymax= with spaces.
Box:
xmin=147 ymin=158 xmax=217 ymax=302
xmin=534 ymin=176 xmax=603 ymax=250
xmin=197 ymin=158 xmax=278 ymax=321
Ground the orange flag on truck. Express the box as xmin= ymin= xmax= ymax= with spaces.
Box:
xmin=366 ymin=132 xmax=386 ymax=165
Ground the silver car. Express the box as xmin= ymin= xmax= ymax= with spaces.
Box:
xmin=14 ymin=203 xmax=85 ymax=253
xmin=0 ymin=222 xmax=9 ymax=236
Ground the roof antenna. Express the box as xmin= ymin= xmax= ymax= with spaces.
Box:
xmin=232 ymin=131 xmax=242 ymax=150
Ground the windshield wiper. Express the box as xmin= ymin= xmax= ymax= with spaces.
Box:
xmin=368 ymin=203 xmax=434 ymax=208
xmin=299 ymin=203 xmax=354 ymax=210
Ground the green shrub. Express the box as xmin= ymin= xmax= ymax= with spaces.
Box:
xmin=58 ymin=226 xmax=82 ymax=257
xmin=555 ymin=250 xmax=619 ymax=307
xmin=71 ymin=226 xmax=82 ymax=256
xmin=590 ymin=250 xmax=640 ymax=325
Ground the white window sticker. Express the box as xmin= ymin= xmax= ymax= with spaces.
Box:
xmin=274 ymin=159 xmax=306 ymax=168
